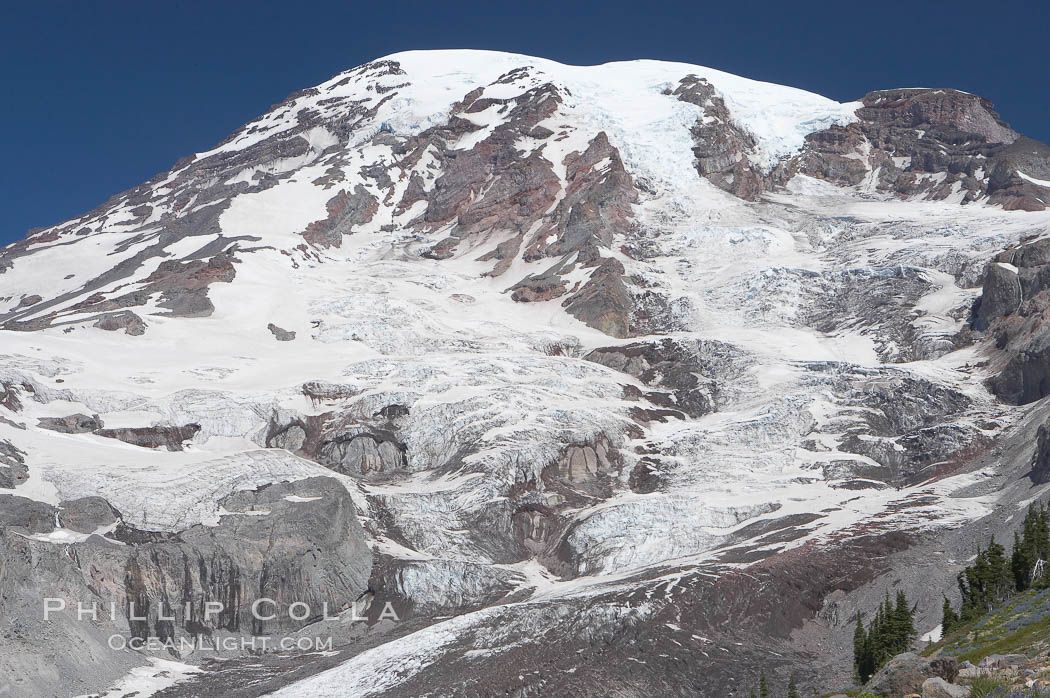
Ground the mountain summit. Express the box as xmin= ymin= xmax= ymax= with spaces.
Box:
xmin=3 ymin=50 xmax=1050 ymax=696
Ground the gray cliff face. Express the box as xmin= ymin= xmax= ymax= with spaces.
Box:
xmin=2 ymin=51 xmax=1050 ymax=697
xmin=976 ymin=237 xmax=1050 ymax=404
xmin=0 ymin=478 xmax=371 ymax=697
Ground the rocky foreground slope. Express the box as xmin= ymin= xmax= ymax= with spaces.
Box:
xmin=2 ymin=50 xmax=1050 ymax=697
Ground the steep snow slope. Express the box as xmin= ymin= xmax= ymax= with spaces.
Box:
xmin=2 ymin=50 xmax=1050 ymax=697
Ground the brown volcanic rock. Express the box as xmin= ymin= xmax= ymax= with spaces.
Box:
xmin=14 ymin=294 xmax=42 ymax=309
xmin=546 ymin=131 xmax=637 ymax=255
xmin=301 ymin=185 xmax=379 ymax=248
xmin=396 ymin=78 xmax=563 ymax=259
xmin=509 ymin=272 xmax=568 ymax=303
xmin=388 ymin=69 xmax=642 ymax=339
xmin=562 ymin=257 xmax=633 ymax=338
xmin=0 ymin=440 xmax=27 ymax=489
xmin=789 ymin=87 xmax=1050 ymax=210
xmin=150 ymin=263 xmax=235 ymax=318
xmin=792 ymin=125 xmax=871 ymax=186
xmin=16 ymin=251 xmax=240 ymax=328
xmin=985 ymin=136 xmax=1050 ymax=211
xmin=523 ymin=132 xmax=640 ymax=337
xmin=674 ymin=75 xmax=768 ymax=200
xmin=144 ymin=253 xmax=237 ymax=291
xmin=0 ymin=381 xmax=25 ymax=413
xmin=94 ymin=424 xmax=201 ymax=451
xmin=665 ymin=77 xmax=1038 ymax=212
xmin=857 ymin=88 xmax=1018 ymax=144
xmin=137 ymin=253 xmax=237 ymax=318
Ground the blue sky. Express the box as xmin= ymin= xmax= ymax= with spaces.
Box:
xmin=2 ymin=0 xmax=1047 ymax=246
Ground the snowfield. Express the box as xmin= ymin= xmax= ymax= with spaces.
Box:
xmin=2 ymin=49 xmax=1050 ymax=697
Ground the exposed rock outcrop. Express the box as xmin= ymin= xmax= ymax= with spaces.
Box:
xmin=0 ymin=380 xmax=25 ymax=412
xmin=397 ymin=79 xmax=563 ymax=260
xmin=267 ymin=323 xmax=296 ymax=341
xmin=1030 ymin=422 xmax=1050 ymax=485
xmin=977 ymin=237 xmax=1050 ymax=404
xmin=0 ymin=440 xmax=27 ymax=489
xmin=319 ymin=432 xmax=407 ymax=477
xmin=301 ymin=186 xmax=379 ymax=248
xmin=15 ymin=294 xmax=42 ymax=309
xmin=674 ymin=75 xmax=768 ymax=200
xmin=922 ymin=677 xmax=968 ymax=698
xmin=973 ymin=262 xmax=1022 ymax=331
xmin=92 ymin=310 xmax=147 ymax=335
xmin=863 ymin=652 xmax=942 ymax=698
xmin=37 ymin=413 xmax=104 ymax=434
xmin=586 ymin=338 xmax=751 ymax=418
xmin=58 ymin=496 xmax=120 ymax=533
xmin=0 ymin=477 xmax=371 ymax=696
xmin=94 ymin=424 xmax=200 ymax=451
xmin=791 ymin=88 xmax=1050 ymax=210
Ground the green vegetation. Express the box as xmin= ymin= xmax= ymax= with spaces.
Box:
xmin=829 ymin=506 xmax=1050 ymax=696
xmin=944 ymin=505 xmax=1050 ymax=635
xmin=967 ymin=675 xmax=1008 ymax=697
xmin=926 ymin=583 xmax=1050 ymax=664
xmin=852 ymin=589 xmax=917 ymax=683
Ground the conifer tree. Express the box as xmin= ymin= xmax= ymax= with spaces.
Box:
xmin=852 ymin=589 xmax=916 ymax=683
xmin=1035 ymin=505 xmax=1050 ymax=560
xmin=853 ymin=612 xmax=867 ymax=682
xmin=943 ymin=504 xmax=1050 ymax=631
xmin=972 ymin=547 xmax=991 ymax=612
xmin=985 ymin=537 xmax=1013 ymax=604
xmin=1012 ymin=530 xmax=1032 ymax=591
xmin=941 ymin=595 xmax=958 ymax=636
xmin=759 ymin=670 xmax=769 ymax=698
xmin=787 ymin=674 xmax=799 ymax=698
xmin=890 ymin=589 xmax=916 ymax=653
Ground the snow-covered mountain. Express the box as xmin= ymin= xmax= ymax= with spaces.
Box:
xmin=3 ymin=50 xmax=1050 ymax=697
